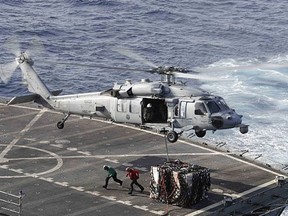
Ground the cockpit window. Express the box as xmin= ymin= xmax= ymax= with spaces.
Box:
xmin=219 ymin=98 xmax=230 ymax=110
xmin=206 ymin=101 xmax=220 ymax=113
xmin=195 ymin=102 xmax=207 ymax=114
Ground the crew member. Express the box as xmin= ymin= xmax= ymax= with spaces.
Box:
xmin=103 ymin=165 xmax=122 ymax=189
xmin=144 ymin=103 xmax=154 ymax=122
xmin=126 ymin=167 xmax=144 ymax=194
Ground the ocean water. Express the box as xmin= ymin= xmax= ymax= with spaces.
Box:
xmin=0 ymin=0 xmax=287 ymax=214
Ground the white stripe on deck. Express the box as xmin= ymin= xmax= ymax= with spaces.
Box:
xmin=0 ymin=109 xmax=45 ymax=159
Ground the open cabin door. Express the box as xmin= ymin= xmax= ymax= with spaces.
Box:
xmin=142 ymin=98 xmax=168 ymax=124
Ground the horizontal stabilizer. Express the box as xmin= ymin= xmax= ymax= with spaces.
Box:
xmin=8 ymin=89 xmax=62 ymax=105
xmin=8 ymin=94 xmax=37 ymax=105
xmin=51 ymin=89 xmax=62 ymax=96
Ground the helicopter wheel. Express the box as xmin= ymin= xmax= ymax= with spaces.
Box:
xmin=167 ymin=131 xmax=178 ymax=143
xmin=195 ymin=129 xmax=206 ymax=138
xmin=57 ymin=121 xmax=64 ymax=129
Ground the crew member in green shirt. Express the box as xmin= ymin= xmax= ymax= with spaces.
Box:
xmin=103 ymin=165 xmax=123 ymax=189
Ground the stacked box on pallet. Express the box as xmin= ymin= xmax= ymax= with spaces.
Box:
xmin=150 ymin=160 xmax=210 ymax=207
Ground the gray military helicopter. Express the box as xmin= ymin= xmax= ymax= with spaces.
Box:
xmin=0 ymin=46 xmax=248 ymax=143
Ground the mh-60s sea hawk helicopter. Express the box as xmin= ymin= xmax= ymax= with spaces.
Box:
xmin=0 ymin=47 xmax=248 ymax=143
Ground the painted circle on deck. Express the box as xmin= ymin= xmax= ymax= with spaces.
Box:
xmin=0 ymin=144 xmax=63 ymax=178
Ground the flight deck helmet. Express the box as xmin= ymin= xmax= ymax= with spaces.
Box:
xmin=126 ymin=167 xmax=132 ymax=172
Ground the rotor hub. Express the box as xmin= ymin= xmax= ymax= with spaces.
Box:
xmin=17 ymin=54 xmax=26 ymax=64
xmin=16 ymin=53 xmax=34 ymax=66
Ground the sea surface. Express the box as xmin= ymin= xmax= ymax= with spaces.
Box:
xmin=0 ymin=0 xmax=287 ymax=214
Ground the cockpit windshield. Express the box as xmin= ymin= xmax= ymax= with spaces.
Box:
xmin=205 ymin=100 xmax=221 ymax=114
xmin=218 ymin=98 xmax=230 ymax=110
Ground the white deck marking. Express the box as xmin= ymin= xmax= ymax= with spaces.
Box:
xmin=149 ymin=210 xmax=166 ymax=215
xmin=85 ymin=191 xmax=100 ymax=196
xmin=211 ymin=188 xmax=224 ymax=193
xmin=133 ymin=205 xmax=149 ymax=211
xmin=104 ymin=159 xmax=119 ymax=164
xmin=70 ymin=186 xmax=85 ymax=192
xmin=101 ymin=195 xmax=116 ymax=201
xmin=0 ymin=144 xmax=63 ymax=178
xmin=39 ymin=140 xmax=50 ymax=144
xmin=67 ymin=147 xmax=78 ymax=151
xmin=0 ymin=165 xmax=9 ymax=169
xmin=55 ymin=182 xmax=69 ymax=187
xmin=10 ymin=168 xmax=23 ymax=173
xmin=39 ymin=177 xmax=54 ymax=182
xmin=117 ymin=200 xmax=132 ymax=206
xmin=55 ymin=139 xmax=71 ymax=144
xmin=77 ymin=151 xmax=91 ymax=156
xmin=0 ymin=109 xmax=45 ymax=159
xmin=50 ymin=144 xmax=64 ymax=148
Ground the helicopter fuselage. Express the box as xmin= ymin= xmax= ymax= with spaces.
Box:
xmin=8 ymin=52 xmax=248 ymax=143
xmin=47 ymin=79 xmax=247 ymax=141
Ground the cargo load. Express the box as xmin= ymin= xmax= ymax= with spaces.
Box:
xmin=150 ymin=160 xmax=210 ymax=207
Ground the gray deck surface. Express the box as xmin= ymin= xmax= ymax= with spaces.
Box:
xmin=0 ymin=103 xmax=285 ymax=216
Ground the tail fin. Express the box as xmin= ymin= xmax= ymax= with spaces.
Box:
xmin=17 ymin=53 xmax=52 ymax=101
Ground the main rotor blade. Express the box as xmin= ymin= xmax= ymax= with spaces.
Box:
xmin=111 ymin=46 xmax=158 ymax=68
xmin=43 ymin=60 xmax=151 ymax=72
xmin=196 ymin=63 xmax=288 ymax=73
xmin=3 ymin=36 xmax=21 ymax=56
xmin=0 ymin=61 xmax=19 ymax=83
xmin=26 ymin=36 xmax=45 ymax=58
xmin=173 ymin=72 xmax=222 ymax=81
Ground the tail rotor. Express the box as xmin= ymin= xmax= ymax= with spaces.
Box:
xmin=0 ymin=60 xmax=19 ymax=84
xmin=0 ymin=36 xmax=44 ymax=84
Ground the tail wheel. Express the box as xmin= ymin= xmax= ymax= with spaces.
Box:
xmin=195 ymin=130 xmax=206 ymax=138
xmin=167 ymin=131 xmax=178 ymax=143
xmin=57 ymin=121 xmax=64 ymax=129
xmin=240 ymin=125 xmax=248 ymax=134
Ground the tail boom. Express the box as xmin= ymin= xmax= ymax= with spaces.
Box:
xmin=17 ymin=53 xmax=52 ymax=101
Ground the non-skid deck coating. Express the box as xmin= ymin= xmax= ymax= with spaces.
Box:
xmin=0 ymin=103 xmax=285 ymax=216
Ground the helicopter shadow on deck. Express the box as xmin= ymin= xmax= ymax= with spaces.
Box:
xmin=116 ymin=156 xmax=178 ymax=173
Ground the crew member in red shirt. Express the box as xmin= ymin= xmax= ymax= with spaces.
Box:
xmin=126 ymin=167 xmax=144 ymax=194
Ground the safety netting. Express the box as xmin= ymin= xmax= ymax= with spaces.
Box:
xmin=150 ymin=160 xmax=210 ymax=207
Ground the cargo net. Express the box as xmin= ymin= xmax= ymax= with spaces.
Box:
xmin=150 ymin=160 xmax=210 ymax=207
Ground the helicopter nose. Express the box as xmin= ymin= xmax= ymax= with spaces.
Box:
xmin=211 ymin=113 xmax=242 ymax=129
xmin=224 ymin=113 xmax=242 ymax=128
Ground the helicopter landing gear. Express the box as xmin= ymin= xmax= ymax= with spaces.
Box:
xmin=195 ymin=129 xmax=206 ymax=138
xmin=57 ymin=113 xmax=70 ymax=129
xmin=167 ymin=130 xmax=178 ymax=143
xmin=240 ymin=125 xmax=248 ymax=134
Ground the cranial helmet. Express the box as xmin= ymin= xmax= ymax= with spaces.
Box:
xmin=103 ymin=165 xmax=108 ymax=170
xmin=147 ymin=103 xmax=152 ymax=108
xmin=126 ymin=167 xmax=131 ymax=172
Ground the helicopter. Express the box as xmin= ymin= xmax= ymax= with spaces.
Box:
xmin=0 ymin=46 xmax=249 ymax=143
